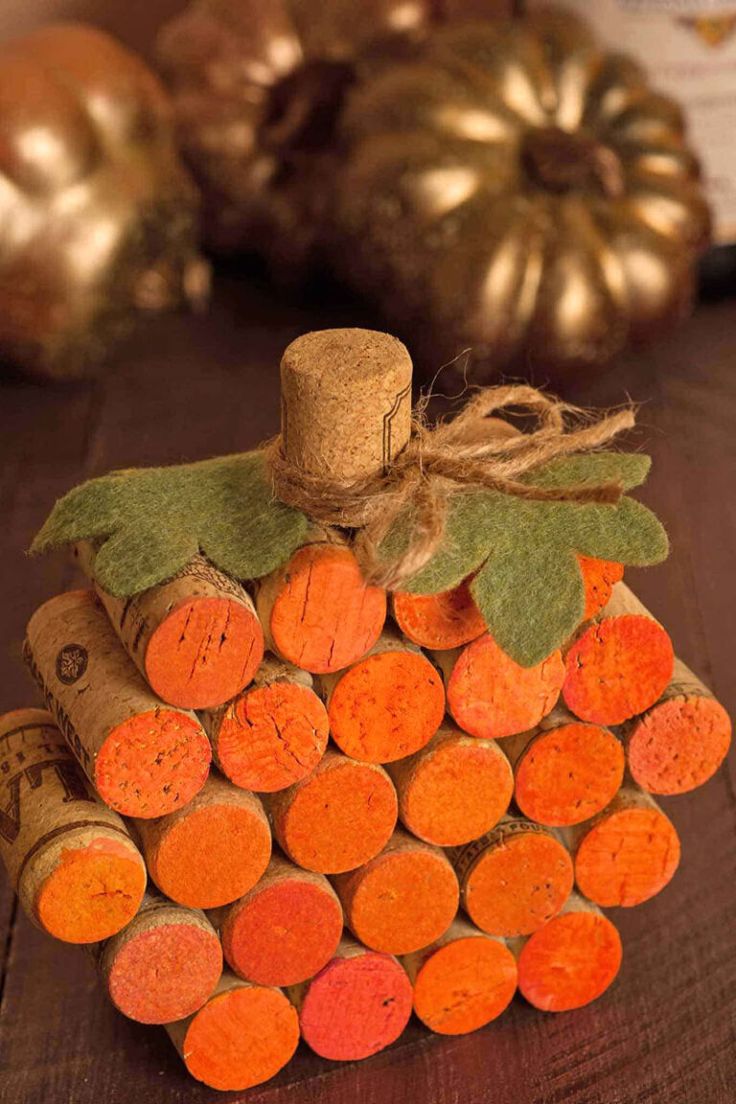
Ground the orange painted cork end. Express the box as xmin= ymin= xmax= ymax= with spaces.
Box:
xmin=514 ymin=723 xmax=625 ymax=827
xmin=182 ymin=986 xmax=299 ymax=1091
xmin=222 ymin=880 xmax=343 ymax=987
xmin=563 ymin=615 xmax=674 ymax=726
xmin=299 ymin=952 xmax=413 ymax=1061
xmin=463 ymin=832 xmax=574 ymax=938
xmin=447 ymin=634 xmax=565 ymax=740
xmin=574 ymin=806 xmax=681 ymax=907
xmin=268 ymin=545 xmax=386 ymax=674
xmin=518 ymin=911 xmax=623 ymax=1012
xmin=35 ymin=842 xmax=145 ymax=944
xmin=94 ymin=709 xmax=211 ymax=818
xmin=392 ymin=580 xmax=486 ymax=650
xmin=628 ymin=696 xmax=732 ymax=795
xmin=216 ymin=682 xmax=329 ymax=792
xmin=412 ymin=937 xmax=518 ymax=1035
xmin=328 ymin=650 xmax=445 ymax=763
xmin=579 ymin=558 xmax=624 ymax=621
xmin=108 ymin=922 xmax=222 ymax=1024
xmin=148 ymin=803 xmax=272 ymax=909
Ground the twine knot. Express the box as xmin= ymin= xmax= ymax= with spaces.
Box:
xmin=266 ymin=384 xmax=636 ymax=590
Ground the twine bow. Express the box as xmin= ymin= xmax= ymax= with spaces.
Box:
xmin=266 ymin=385 xmax=636 ymax=589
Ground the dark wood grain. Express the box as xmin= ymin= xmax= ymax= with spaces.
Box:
xmin=0 ymin=276 xmax=734 ymax=1104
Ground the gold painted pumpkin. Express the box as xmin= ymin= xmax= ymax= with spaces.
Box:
xmin=0 ymin=25 xmax=207 ymax=380
xmin=332 ymin=7 xmax=711 ymax=375
xmin=156 ymin=0 xmax=508 ymax=273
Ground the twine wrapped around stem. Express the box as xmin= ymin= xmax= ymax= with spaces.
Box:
xmin=266 ymin=385 xmax=636 ymax=589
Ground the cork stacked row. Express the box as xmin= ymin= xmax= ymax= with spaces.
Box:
xmin=1 ymin=534 xmax=731 ymax=1092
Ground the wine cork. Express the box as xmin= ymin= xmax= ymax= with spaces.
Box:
xmin=24 ymin=590 xmax=211 ymax=818
xmin=279 ymin=328 xmax=413 ymax=482
xmin=401 ymin=917 xmax=517 ymax=1035
xmin=256 ymin=530 xmax=387 ymax=675
xmin=624 ymin=657 xmax=732 ymax=795
xmin=562 ymin=785 xmax=681 ymax=908
xmin=563 ymin=582 xmax=675 ymax=725
xmin=512 ymin=893 xmax=623 ymax=1012
xmin=435 ymin=633 xmax=565 ymax=740
xmin=387 ymin=721 xmax=513 ymax=846
xmin=93 ymin=889 xmax=222 ymax=1023
xmin=212 ymin=852 xmax=343 ymax=987
xmin=317 ymin=629 xmax=445 ymax=764
xmin=134 ymin=773 xmax=271 ymax=909
xmin=331 ymin=828 xmax=459 ymax=955
xmin=264 ymin=748 xmax=397 ymax=874
xmin=391 ymin=578 xmax=487 ymax=650
xmin=502 ymin=705 xmax=625 ymax=827
xmin=74 ymin=545 xmax=264 ymax=711
xmin=287 ymin=936 xmax=413 ymax=1061
xmin=448 ymin=815 xmax=573 ymax=937
xmin=0 ymin=709 xmax=145 ymax=943
xmin=166 ymin=970 xmax=299 ymax=1092
xmin=578 ymin=556 xmax=624 ymax=621
xmin=201 ymin=655 xmax=329 ymax=793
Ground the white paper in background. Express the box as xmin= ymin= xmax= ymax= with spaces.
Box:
xmin=526 ymin=0 xmax=736 ymax=243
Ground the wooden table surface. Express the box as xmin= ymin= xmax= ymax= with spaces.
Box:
xmin=0 ymin=274 xmax=734 ymax=1104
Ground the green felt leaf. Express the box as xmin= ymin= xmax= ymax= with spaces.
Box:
xmin=31 ymin=452 xmax=309 ymax=598
xmin=524 ymin=452 xmax=651 ymax=491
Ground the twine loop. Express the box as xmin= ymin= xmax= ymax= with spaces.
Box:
xmin=266 ymin=384 xmax=635 ymax=589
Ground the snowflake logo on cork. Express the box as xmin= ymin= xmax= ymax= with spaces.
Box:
xmin=55 ymin=644 xmax=88 ymax=686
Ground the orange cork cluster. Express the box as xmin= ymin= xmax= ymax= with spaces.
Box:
xmin=1 ymin=536 xmax=728 ymax=1094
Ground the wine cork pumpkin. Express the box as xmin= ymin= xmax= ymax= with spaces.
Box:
xmin=448 ymin=816 xmax=574 ymax=937
xmin=213 ymin=852 xmax=343 ymax=987
xmin=624 ymin=657 xmax=732 ymax=795
xmin=386 ymin=721 xmax=513 ymax=846
xmin=24 ymin=590 xmax=211 ymax=818
xmin=74 ymin=544 xmax=264 ymax=710
xmin=134 ymin=773 xmax=271 ymax=909
xmin=0 ymin=708 xmax=145 ymax=944
xmin=93 ymin=889 xmax=222 ymax=1023
xmin=287 ymin=937 xmax=413 ymax=1061
xmin=166 ymin=971 xmax=299 ymax=1091
xmin=402 ymin=917 xmax=517 ymax=1035
xmin=331 ymin=828 xmax=459 ymax=955
xmin=264 ymin=749 xmax=397 ymax=874
xmin=201 ymin=655 xmax=329 ymax=793
xmin=563 ymin=583 xmax=675 ymax=725
xmin=502 ymin=706 xmax=625 ymax=827
xmin=318 ymin=630 xmax=445 ymax=764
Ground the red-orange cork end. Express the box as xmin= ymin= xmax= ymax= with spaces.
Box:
xmin=268 ymin=545 xmax=386 ymax=674
xmin=216 ymin=682 xmax=329 ymax=792
xmin=222 ymin=880 xmax=343 ymax=987
xmin=274 ymin=760 xmax=397 ymax=874
xmin=108 ymin=922 xmax=222 ymax=1023
xmin=514 ymin=724 xmax=625 ymax=827
xmin=518 ymin=910 xmax=622 ymax=1012
xmin=94 ymin=710 xmax=211 ymax=818
xmin=627 ymin=696 xmax=732 ymax=795
xmin=447 ymin=634 xmax=565 ymax=740
xmin=412 ymin=937 xmax=518 ymax=1035
xmin=328 ymin=650 xmax=445 ymax=763
xmin=148 ymin=804 xmax=272 ymax=909
xmin=181 ymin=985 xmax=299 ymax=1091
xmin=563 ymin=615 xmax=674 ymax=726
xmin=35 ymin=843 xmax=145 ymax=944
xmin=145 ymin=597 xmax=264 ymax=710
xmin=299 ymin=952 xmax=413 ymax=1060
xmin=399 ymin=739 xmax=513 ymax=846
xmin=574 ymin=806 xmax=681 ymax=907
xmin=392 ymin=580 xmax=486 ymax=650
xmin=463 ymin=832 xmax=573 ymax=938
xmin=340 ymin=848 xmax=459 ymax=955
xmin=578 ymin=557 xmax=624 ymax=621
